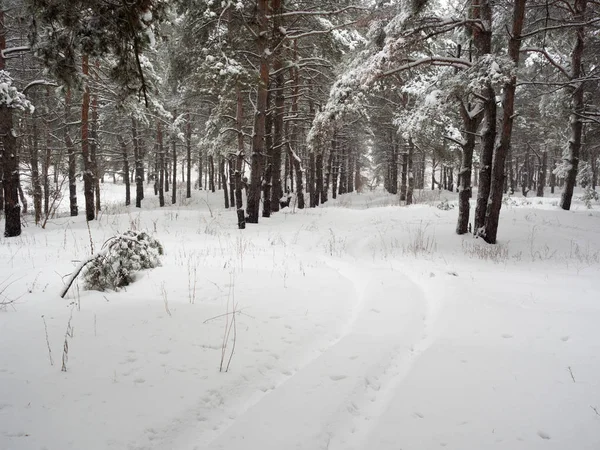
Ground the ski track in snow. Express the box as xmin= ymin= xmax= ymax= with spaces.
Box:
xmin=143 ymin=257 xmax=439 ymax=450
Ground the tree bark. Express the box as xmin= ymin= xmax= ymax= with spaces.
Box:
xmin=481 ymin=0 xmax=527 ymax=243
xmin=221 ymin=157 xmax=229 ymax=208
xmin=560 ymin=0 xmax=587 ymax=210
xmin=235 ymin=82 xmax=246 ymax=228
xmin=406 ymin=137 xmax=415 ymax=205
xmin=186 ymin=113 xmax=192 ymax=199
xmin=172 ymin=113 xmax=177 ymax=205
xmin=132 ymin=118 xmax=144 ymax=208
xmin=118 ymin=136 xmax=131 ymax=206
xmin=81 ymin=55 xmax=95 ymax=220
xmin=246 ymin=0 xmax=269 ymax=223
xmin=157 ymin=121 xmax=165 ymax=207
xmin=30 ymin=117 xmax=42 ymax=224
xmin=270 ymin=0 xmax=284 ymax=213
xmin=474 ymin=84 xmax=496 ymax=232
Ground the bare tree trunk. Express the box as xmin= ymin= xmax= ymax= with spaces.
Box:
xmin=270 ymin=0 xmax=284 ymax=213
xmin=91 ymin=64 xmax=100 ymax=215
xmin=456 ymin=106 xmax=479 ymax=234
xmin=406 ymin=137 xmax=414 ymax=205
xmin=118 ymin=136 xmax=130 ymax=206
xmin=186 ymin=113 xmax=192 ymax=199
xmin=308 ymin=151 xmax=316 ymax=206
xmin=400 ymin=150 xmax=408 ymax=202
xmin=81 ymin=55 xmax=95 ymax=221
xmin=63 ymin=89 xmax=78 ymax=216
xmin=560 ymin=0 xmax=587 ymax=210
xmin=537 ymin=150 xmax=547 ymax=197
xmin=172 ymin=114 xmax=177 ymax=205
xmin=157 ymin=121 xmax=165 ymax=207
xmin=482 ymin=0 xmax=527 ymax=243
xmin=131 ymin=118 xmax=144 ymax=208
xmin=263 ymin=89 xmax=273 ymax=218
xmin=246 ymin=0 xmax=269 ymax=223
xmin=235 ymin=83 xmax=246 ymax=228
xmin=474 ymin=84 xmax=497 ymax=232
xmin=316 ymin=153 xmax=324 ymax=202
xmin=209 ymin=155 xmax=215 ymax=192
xmin=30 ymin=117 xmax=43 ymax=224
xmin=221 ymin=157 xmax=229 ymax=208
xmin=228 ymin=155 xmax=235 ymax=207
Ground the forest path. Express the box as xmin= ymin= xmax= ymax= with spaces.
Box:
xmin=193 ymin=262 xmax=436 ymax=450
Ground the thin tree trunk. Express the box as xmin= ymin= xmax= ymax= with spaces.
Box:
xmin=456 ymin=105 xmax=479 ymax=234
xmin=30 ymin=117 xmax=42 ymax=224
xmin=221 ymin=157 xmax=229 ymax=208
xmin=172 ymin=114 xmax=177 ymax=205
xmin=63 ymin=89 xmax=78 ymax=216
xmin=132 ymin=118 xmax=144 ymax=208
xmin=400 ymin=150 xmax=408 ymax=202
xmin=81 ymin=55 xmax=95 ymax=220
xmin=309 ymin=151 xmax=316 ymax=206
xmin=118 ymin=136 xmax=130 ymax=206
xmin=406 ymin=137 xmax=414 ymax=205
xmin=157 ymin=121 xmax=165 ymax=207
xmin=209 ymin=155 xmax=215 ymax=192
xmin=235 ymin=82 xmax=245 ymax=228
xmin=316 ymin=153 xmax=324 ymax=202
xmin=91 ymin=64 xmax=100 ymax=215
xmin=263 ymin=89 xmax=273 ymax=218
xmin=186 ymin=113 xmax=192 ymax=199
xmin=270 ymin=0 xmax=284 ymax=213
xmin=228 ymin=155 xmax=235 ymax=207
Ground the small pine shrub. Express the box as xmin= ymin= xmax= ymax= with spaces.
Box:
xmin=83 ymin=231 xmax=163 ymax=291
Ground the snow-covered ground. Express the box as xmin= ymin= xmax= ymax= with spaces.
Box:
xmin=1 ymin=184 xmax=599 ymax=450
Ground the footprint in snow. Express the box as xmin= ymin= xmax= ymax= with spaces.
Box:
xmin=330 ymin=374 xmax=347 ymax=381
xmin=414 ymin=412 xmax=424 ymax=419
xmin=561 ymin=336 xmax=570 ymax=342
xmin=134 ymin=378 xmax=146 ymax=384
xmin=501 ymin=333 xmax=513 ymax=339
xmin=537 ymin=431 xmax=551 ymax=440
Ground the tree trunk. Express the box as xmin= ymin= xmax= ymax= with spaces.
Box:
xmin=221 ymin=157 xmax=229 ymax=209
xmin=30 ymin=117 xmax=42 ymax=224
xmin=132 ymin=118 xmax=144 ymax=208
xmin=263 ymin=89 xmax=273 ymax=218
xmin=308 ymin=151 xmax=316 ymax=206
xmin=270 ymin=0 xmax=284 ymax=213
xmin=560 ymin=0 xmax=587 ymax=210
xmin=172 ymin=115 xmax=177 ymax=205
xmin=157 ymin=121 xmax=165 ymax=207
xmin=316 ymin=153 xmax=324 ymax=202
xmin=400 ymin=150 xmax=408 ymax=202
xmin=474 ymin=84 xmax=497 ymax=232
xmin=186 ymin=113 xmax=192 ymax=199
xmin=406 ymin=137 xmax=415 ymax=205
xmin=228 ymin=155 xmax=235 ymax=207
xmin=456 ymin=104 xmax=479 ymax=234
xmin=81 ymin=55 xmax=95 ymax=221
xmin=537 ymin=150 xmax=547 ymax=197
xmin=208 ymin=155 xmax=215 ymax=192
xmin=482 ymin=0 xmax=527 ymax=243
xmin=91 ymin=65 xmax=100 ymax=215
xmin=235 ymin=82 xmax=245 ymax=228
xmin=119 ymin=136 xmax=130 ymax=206
xmin=246 ymin=0 xmax=269 ymax=223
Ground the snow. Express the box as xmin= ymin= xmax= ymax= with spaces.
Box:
xmin=1 ymin=184 xmax=600 ymax=450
